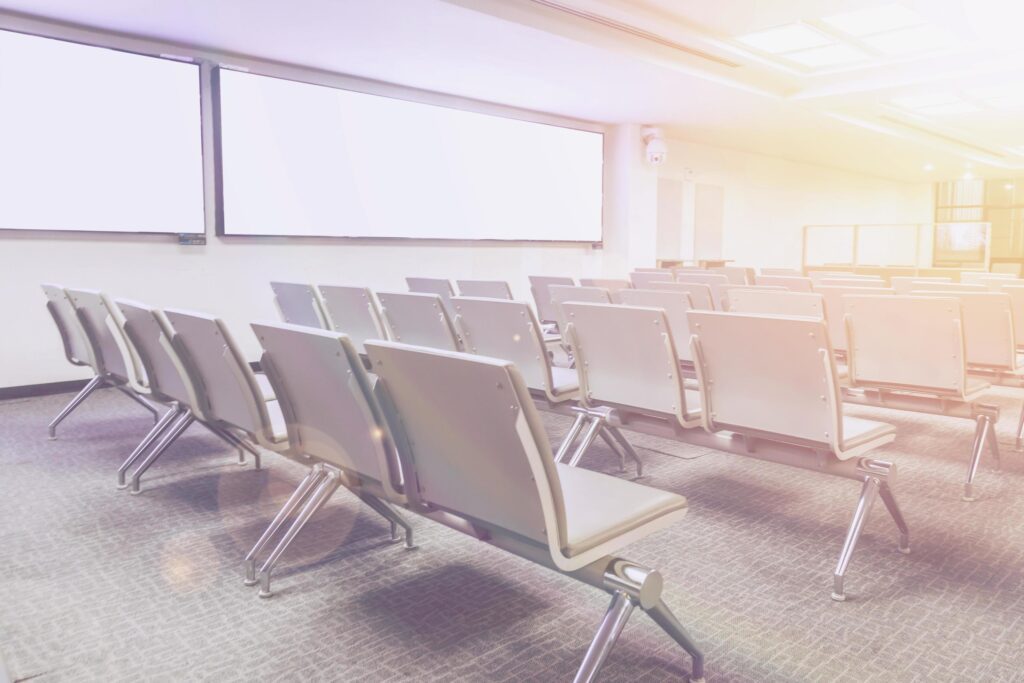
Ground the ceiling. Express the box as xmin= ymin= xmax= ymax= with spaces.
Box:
xmin=2 ymin=0 xmax=1022 ymax=182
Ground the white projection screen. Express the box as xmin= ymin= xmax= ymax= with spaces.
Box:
xmin=0 ymin=30 xmax=204 ymax=233
xmin=217 ymin=69 xmax=604 ymax=241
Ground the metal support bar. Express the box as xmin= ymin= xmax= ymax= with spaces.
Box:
xmin=832 ymin=476 xmax=880 ymax=602
xmin=598 ymin=427 xmax=628 ymax=472
xmin=47 ymin=376 xmax=104 ymax=439
xmin=114 ymin=385 xmax=160 ymax=422
xmin=605 ymin=425 xmax=644 ymax=478
xmin=568 ymin=417 xmax=603 ymax=467
xmin=244 ymin=465 xmax=326 ymax=586
xmin=555 ymin=412 xmax=587 ymax=463
xmin=358 ymin=492 xmax=416 ymax=549
xmin=129 ymin=411 xmax=195 ymax=494
xmin=963 ymin=414 xmax=993 ymax=502
xmin=573 ymin=591 xmax=635 ymax=683
xmin=117 ymin=406 xmax=182 ymax=488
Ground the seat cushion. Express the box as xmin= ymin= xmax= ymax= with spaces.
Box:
xmin=840 ymin=416 xmax=895 ymax=452
xmin=557 ymin=464 xmax=687 ymax=557
xmin=549 ymin=366 xmax=579 ymax=396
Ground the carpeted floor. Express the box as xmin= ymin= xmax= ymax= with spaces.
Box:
xmin=2 ymin=386 xmax=1024 ymax=682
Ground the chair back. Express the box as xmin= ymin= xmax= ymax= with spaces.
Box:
xmin=563 ymin=302 xmax=690 ymax=423
xmin=253 ymin=323 xmax=399 ymax=494
xmin=689 ymin=311 xmax=841 ymax=450
xmin=529 ymin=276 xmax=575 ymax=325
xmin=579 ymin=278 xmax=631 ymax=292
xmin=318 ymin=285 xmax=388 ymax=354
xmin=649 ymin=281 xmax=715 ymax=310
xmin=377 ymin=292 xmax=460 ymax=352
xmin=615 ymin=288 xmax=695 ymax=362
xmin=367 ymin=341 xmax=565 ymax=547
xmin=270 ymin=282 xmax=326 ymax=329
xmin=815 ymin=286 xmax=893 ymax=351
xmin=407 ymin=277 xmax=456 ymax=318
xmin=727 ymin=290 xmax=824 ymax=319
xmin=117 ymin=299 xmax=191 ymax=406
xmin=890 ymin=276 xmax=950 ymax=294
xmin=65 ymin=289 xmax=138 ymax=385
xmin=41 ymin=284 xmax=94 ymax=368
xmin=754 ymin=275 xmax=814 ymax=293
xmin=549 ymin=285 xmax=611 ymax=335
xmin=456 ymin=280 xmax=513 ymax=300
xmin=845 ymin=296 xmax=967 ymax=395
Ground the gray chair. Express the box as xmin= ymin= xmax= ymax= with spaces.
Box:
xmin=629 ymin=271 xmax=673 ymax=289
xmin=754 ymin=275 xmax=814 ymax=293
xmin=614 ymin=288 xmax=696 ymax=366
xmin=726 ymin=290 xmax=824 ymax=318
xmin=41 ymin=284 xmax=104 ymax=437
xmin=579 ymin=278 xmax=631 ymax=292
xmin=649 ymin=281 xmax=715 ymax=310
xmin=529 ymin=275 xmax=576 ymax=328
xmin=317 ymin=285 xmax=389 ymax=355
xmin=270 ymin=282 xmax=327 ymax=328
xmin=247 ymin=322 xmax=415 ymax=596
xmin=365 ymin=340 xmax=705 ymax=683
xmin=548 ymin=285 xmax=612 ymax=340
xmin=377 ymin=291 xmax=461 ymax=352
xmin=456 ymin=279 xmax=513 ymax=300
xmin=115 ymin=300 xmax=263 ymax=491
xmin=406 ymin=277 xmax=457 ymax=318
xmin=815 ymin=286 xmax=893 ymax=352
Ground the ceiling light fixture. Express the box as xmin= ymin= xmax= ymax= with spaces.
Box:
xmin=822 ymin=4 xmax=924 ymax=37
xmin=784 ymin=43 xmax=871 ymax=68
xmin=735 ymin=23 xmax=833 ymax=53
xmin=861 ymin=25 xmax=957 ymax=56
xmin=923 ymin=163 xmax=935 ymax=171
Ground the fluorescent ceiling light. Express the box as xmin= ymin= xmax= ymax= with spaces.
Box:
xmin=916 ymin=101 xmax=982 ymax=116
xmin=983 ymin=93 xmax=1024 ymax=109
xmin=785 ymin=43 xmax=871 ymax=68
xmin=862 ymin=25 xmax=957 ymax=56
xmin=891 ymin=93 xmax=960 ymax=109
xmin=822 ymin=4 xmax=923 ymax=37
xmin=735 ymin=23 xmax=833 ymax=53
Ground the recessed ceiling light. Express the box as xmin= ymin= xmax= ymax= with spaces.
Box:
xmin=964 ymin=172 xmax=975 ymax=180
xmin=822 ymin=4 xmax=924 ymax=37
xmin=916 ymin=101 xmax=982 ymax=116
xmin=735 ymin=23 xmax=833 ymax=54
xmin=923 ymin=163 xmax=935 ymax=171
xmin=1005 ymin=183 xmax=1015 ymax=190
xmin=891 ymin=93 xmax=960 ymax=110
xmin=861 ymin=25 xmax=957 ymax=56
xmin=784 ymin=43 xmax=871 ymax=68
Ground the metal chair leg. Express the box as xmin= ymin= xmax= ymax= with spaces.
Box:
xmin=204 ymin=423 xmax=262 ymax=470
xmin=644 ymin=600 xmax=706 ymax=683
xmin=988 ymin=419 xmax=1002 ymax=470
xmin=117 ymin=406 xmax=182 ymax=488
xmin=244 ymin=465 xmax=326 ymax=586
xmin=555 ymin=412 xmax=588 ymax=463
xmin=358 ymin=493 xmax=416 ymax=549
xmin=832 ymin=476 xmax=880 ymax=602
xmin=598 ymin=428 xmax=628 ymax=472
xmin=963 ymin=415 xmax=992 ymax=502
xmin=257 ymin=471 xmax=342 ymax=598
xmin=114 ymin=385 xmax=160 ymax=422
xmin=568 ymin=417 xmax=604 ymax=467
xmin=129 ymin=412 xmax=195 ymax=494
xmin=47 ymin=376 xmax=104 ymax=439
xmin=605 ymin=425 xmax=644 ymax=478
xmin=573 ymin=591 xmax=635 ymax=683
xmin=877 ymin=482 xmax=911 ymax=554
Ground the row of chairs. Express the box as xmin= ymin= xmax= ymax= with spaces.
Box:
xmin=269 ymin=279 xmax=913 ymax=602
xmin=41 ymin=283 xmax=705 ymax=682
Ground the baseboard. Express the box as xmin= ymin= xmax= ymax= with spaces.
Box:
xmin=0 ymin=378 xmax=90 ymax=401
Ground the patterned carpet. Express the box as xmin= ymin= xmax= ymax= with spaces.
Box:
xmin=2 ymin=386 xmax=1024 ymax=682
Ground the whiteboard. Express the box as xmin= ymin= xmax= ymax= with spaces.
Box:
xmin=0 ymin=30 xmax=204 ymax=234
xmin=217 ymin=69 xmax=604 ymax=241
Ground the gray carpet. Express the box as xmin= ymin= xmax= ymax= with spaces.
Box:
xmin=3 ymin=387 xmax=1024 ymax=682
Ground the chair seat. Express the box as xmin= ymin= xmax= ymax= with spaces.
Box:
xmin=266 ymin=399 xmax=288 ymax=443
xmin=550 ymin=366 xmax=579 ymax=396
xmin=840 ymin=416 xmax=895 ymax=453
xmin=556 ymin=463 xmax=687 ymax=557
xmin=254 ymin=373 xmax=276 ymax=401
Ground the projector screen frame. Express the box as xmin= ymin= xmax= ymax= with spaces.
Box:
xmin=0 ymin=24 xmax=206 ymax=237
xmin=209 ymin=66 xmax=606 ymax=245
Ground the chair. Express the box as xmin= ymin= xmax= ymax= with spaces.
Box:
xmin=814 ymin=286 xmax=893 ymax=352
xmin=529 ymin=275 xmax=576 ymax=327
xmin=451 ymin=296 xmax=578 ymax=404
xmin=115 ymin=300 xmax=262 ymax=491
xmin=579 ymin=278 xmax=631 ymax=292
xmin=614 ymin=288 xmax=696 ymax=366
xmin=406 ymin=277 xmax=457 ymax=318
xmin=629 ymin=271 xmax=674 ymax=289
xmin=246 ymin=323 xmax=416 ymax=596
xmin=976 ymin=276 xmax=1022 ymax=291
xmin=317 ymin=285 xmax=389 ymax=355
xmin=718 ymin=285 xmax=786 ymax=311
xmin=808 ymin=271 xmax=854 ymax=283
xmin=548 ymin=285 xmax=612 ymax=339
xmin=961 ymin=272 xmax=1018 ymax=286
xmin=269 ymin=282 xmax=327 ymax=328
xmin=844 ymin=295 xmax=1000 ymax=501
xmin=688 ymin=311 xmax=909 ymax=601
xmin=377 ymin=292 xmax=461 ymax=352
xmin=890 ymin=277 xmax=950 ymax=294
xmin=365 ymin=340 xmax=705 ymax=683
xmin=456 ymin=279 xmax=513 ymax=300
xmin=760 ymin=268 xmax=801 ymax=276
xmin=816 ymin=278 xmax=885 ymax=289
xmin=909 ymin=282 xmax=986 ymax=294
xmin=710 ymin=266 xmax=753 ymax=285
xmin=52 ymin=288 xmax=159 ymax=437
xmin=754 ymin=275 xmax=814 ymax=293
xmin=726 ymin=290 xmax=824 ymax=319
xmin=649 ymin=281 xmax=715 ymax=310
xmin=1003 ymin=286 xmax=1024 ymax=350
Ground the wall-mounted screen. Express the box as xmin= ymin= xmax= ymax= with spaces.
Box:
xmin=0 ymin=30 xmax=204 ymax=234
xmin=216 ymin=69 xmax=604 ymax=241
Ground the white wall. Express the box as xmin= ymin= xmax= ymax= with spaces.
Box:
xmin=0 ymin=124 xmax=660 ymax=389
xmin=659 ymin=138 xmax=934 ymax=268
